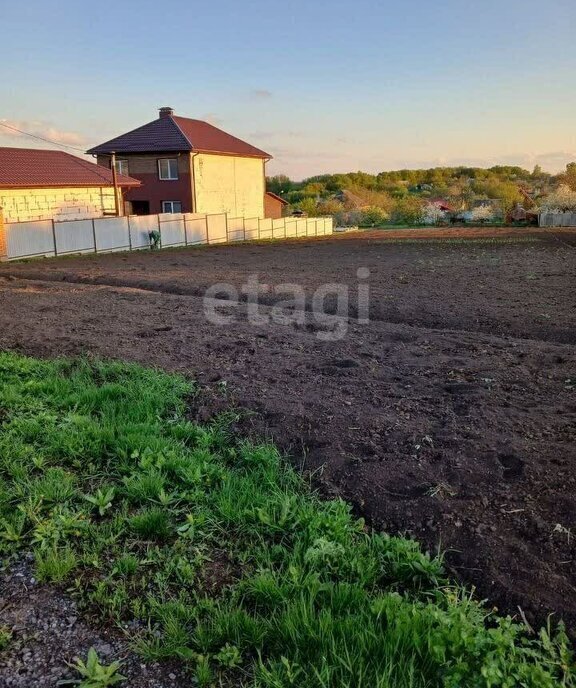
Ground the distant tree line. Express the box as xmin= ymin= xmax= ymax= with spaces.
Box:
xmin=267 ymin=164 xmax=574 ymax=226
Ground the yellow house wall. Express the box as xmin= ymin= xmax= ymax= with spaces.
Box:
xmin=0 ymin=208 xmax=6 ymax=260
xmin=193 ymin=154 xmax=265 ymax=218
xmin=0 ymin=186 xmax=119 ymax=223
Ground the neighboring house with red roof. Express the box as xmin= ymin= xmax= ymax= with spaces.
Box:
xmin=0 ymin=147 xmax=140 ymax=223
xmin=429 ymin=198 xmax=454 ymax=213
xmin=264 ymin=191 xmax=288 ymax=219
xmin=88 ymin=107 xmax=271 ymax=218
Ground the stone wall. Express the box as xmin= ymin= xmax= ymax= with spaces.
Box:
xmin=0 ymin=187 xmax=118 ymax=223
xmin=0 ymin=208 xmax=7 ymax=260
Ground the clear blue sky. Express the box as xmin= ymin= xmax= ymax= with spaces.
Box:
xmin=1 ymin=0 xmax=575 ymax=179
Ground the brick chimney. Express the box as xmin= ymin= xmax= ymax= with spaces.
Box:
xmin=159 ymin=107 xmax=174 ymax=119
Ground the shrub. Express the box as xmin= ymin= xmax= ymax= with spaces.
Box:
xmin=359 ymin=206 xmax=390 ymax=226
xmin=391 ymin=196 xmax=425 ymax=224
xmin=295 ymin=197 xmax=319 ymax=216
xmin=539 ymin=184 xmax=576 ymax=212
xmin=421 ymin=202 xmax=446 ymax=225
xmin=470 ymin=205 xmax=496 ymax=222
xmin=316 ymin=198 xmax=345 ymax=216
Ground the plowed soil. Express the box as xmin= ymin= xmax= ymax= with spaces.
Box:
xmin=1 ymin=227 xmax=575 ymax=631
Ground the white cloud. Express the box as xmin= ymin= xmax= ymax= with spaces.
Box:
xmin=201 ymin=112 xmax=224 ymax=127
xmin=250 ymin=89 xmax=273 ymax=100
xmin=0 ymin=118 xmax=87 ymax=147
xmin=531 ymin=151 xmax=576 ymax=172
xmin=249 ymin=130 xmax=306 ymax=141
xmin=273 ymin=146 xmax=345 ymax=161
xmin=249 ymin=130 xmax=275 ymax=140
xmin=267 ymin=146 xmax=357 ymax=179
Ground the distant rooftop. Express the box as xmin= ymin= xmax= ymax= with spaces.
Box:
xmin=265 ymin=191 xmax=289 ymax=205
xmin=87 ymin=108 xmax=271 ymax=159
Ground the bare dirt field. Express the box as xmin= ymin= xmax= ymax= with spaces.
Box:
xmin=1 ymin=226 xmax=575 ymax=630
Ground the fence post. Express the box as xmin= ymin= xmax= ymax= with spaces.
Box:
xmin=257 ymin=217 xmax=261 ymax=240
xmin=51 ymin=219 xmax=58 ymax=257
xmin=92 ymin=219 xmax=98 ymax=254
xmin=183 ymin=215 xmax=188 ymax=246
xmin=158 ymin=215 xmax=162 ymax=249
xmin=127 ymin=216 xmax=133 ymax=251
xmin=0 ymin=208 xmax=7 ymax=261
xmin=242 ymin=217 xmax=246 ymax=241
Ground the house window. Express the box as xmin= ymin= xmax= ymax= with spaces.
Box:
xmin=114 ymin=159 xmax=129 ymax=176
xmin=162 ymin=201 xmax=182 ymax=213
xmin=158 ymin=158 xmax=179 ymax=180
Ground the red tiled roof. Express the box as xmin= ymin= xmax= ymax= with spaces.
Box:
xmin=174 ymin=117 xmax=271 ymax=158
xmin=0 ymin=147 xmax=140 ymax=189
xmin=87 ymin=113 xmax=271 ymax=159
xmin=430 ymin=198 xmax=454 ymax=212
xmin=265 ymin=191 xmax=289 ymax=205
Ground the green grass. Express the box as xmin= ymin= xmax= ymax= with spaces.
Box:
xmin=0 ymin=352 xmax=574 ymax=687
xmin=366 ymin=223 xmax=534 ymax=230
xmin=369 ymin=237 xmax=541 ymax=246
xmin=376 ymin=234 xmax=540 ymax=242
xmin=0 ymin=626 xmax=13 ymax=652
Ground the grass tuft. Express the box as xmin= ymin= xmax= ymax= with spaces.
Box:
xmin=35 ymin=546 xmax=78 ymax=582
xmin=130 ymin=507 xmax=171 ymax=540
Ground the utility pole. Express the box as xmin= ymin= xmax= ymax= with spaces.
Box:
xmin=110 ymin=151 xmax=120 ymax=216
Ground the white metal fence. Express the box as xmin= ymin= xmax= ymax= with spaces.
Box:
xmin=539 ymin=212 xmax=576 ymax=227
xmin=3 ymin=212 xmax=334 ymax=261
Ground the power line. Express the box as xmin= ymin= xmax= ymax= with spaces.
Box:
xmin=0 ymin=120 xmax=88 ymax=153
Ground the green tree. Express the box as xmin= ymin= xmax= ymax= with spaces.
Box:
xmin=559 ymin=162 xmax=576 ymax=191
xmin=317 ymin=198 xmax=344 ymax=216
xmin=267 ymin=175 xmax=293 ymax=195
xmin=359 ymin=206 xmax=389 ymax=226
xmin=391 ymin=196 xmax=424 ymax=224
xmin=285 ymin=190 xmax=305 ymax=205
xmin=267 ymin=164 xmax=556 ymax=215
xmin=539 ymin=184 xmax=576 ymax=211
xmin=301 ymin=182 xmax=325 ymax=197
xmin=297 ymin=197 xmax=319 ymax=216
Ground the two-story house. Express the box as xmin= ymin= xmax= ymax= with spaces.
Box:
xmin=87 ymin=108 xmax=271 ymax=218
